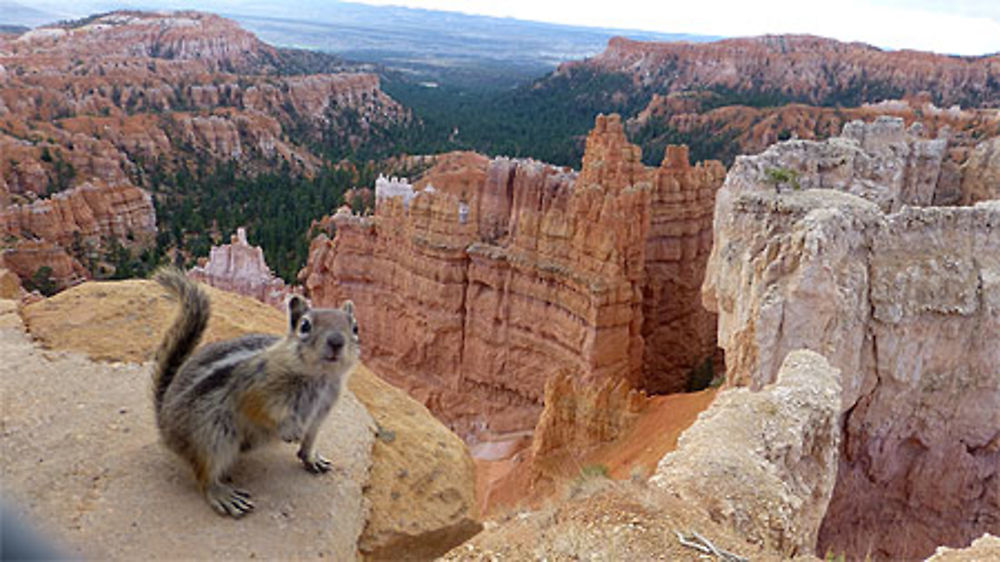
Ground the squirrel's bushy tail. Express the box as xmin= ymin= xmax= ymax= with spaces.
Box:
xmin=153 ymin=267 xmax=209 ymax=411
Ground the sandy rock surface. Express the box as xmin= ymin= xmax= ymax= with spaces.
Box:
xmin=1 ymin=298 xmax=375 ymax=559
xmin=442 ymin=478 xmax=781 ymax=562
xmin=5 ymin=278 xmax=481 ymax=559
xmin=0 ymin=267 xmax=22 ymax=299
xmin=351 ymin=368 xmax=482 ymax=560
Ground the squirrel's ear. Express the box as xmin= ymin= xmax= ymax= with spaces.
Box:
xmin=288 ymin=295 xmax=309 ymax=331
xmin=341 ymin=300 xmax=355 ymax=318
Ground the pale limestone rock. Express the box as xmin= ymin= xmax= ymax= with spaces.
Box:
xmin=926 ymin=534 xmax=1000 ymax=561
xmin=961 ymin=137 xmax=1000 ymax=205
xmin=651 ymin=349 xmax=842 ymax=557
xmin=189 ymin=227 xmax=292 ymax=308
xmin=703 ymin=121 xmax=1000 ymax=560
xmin=726 ymin=116 xmax=947 ymax=213
xmin=374 ymin=174 xmax=415 ymax=209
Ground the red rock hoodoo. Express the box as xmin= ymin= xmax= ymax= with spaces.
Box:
xmin=300 ymin=115 xmax=726 ymax=442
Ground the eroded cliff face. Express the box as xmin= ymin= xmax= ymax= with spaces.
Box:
xmin=0 ymin=11 xmax=409 ymax=289
xmin=0 ymin=181 xmax=155 ymax=246
xmin=0 ymin=181 xmax=154 ymax=288
xmin=301 ymin=115 xmax=725 ymax=443
xmin=0 ymin=12 xmax=399 ymax=180
xmin=703 ymin=117 xmax=1000 ymax=559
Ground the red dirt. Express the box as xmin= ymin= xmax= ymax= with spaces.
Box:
xmin=474 ymin=388 xmax=719 ymax=516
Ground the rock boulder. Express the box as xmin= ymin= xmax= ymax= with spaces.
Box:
xmin=650 ymin=350 xmax=842 ymax=557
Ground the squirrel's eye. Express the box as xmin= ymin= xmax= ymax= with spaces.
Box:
xmin=352 ymin=323 xmax=359 ymax=335
xmin=299 ymin=318 xmax=312 ymax=335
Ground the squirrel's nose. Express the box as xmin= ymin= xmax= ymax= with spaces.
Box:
xmin=326 ymin=332 xmax=345 ymax=352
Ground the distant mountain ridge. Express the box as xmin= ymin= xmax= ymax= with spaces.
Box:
xmin=568 ymin=35 xmax=1000 ymax=109
xmin=438 ymin=33 xmax=1000 ymax=167
xmin=0 ymin=0 xmax=718 ymax=89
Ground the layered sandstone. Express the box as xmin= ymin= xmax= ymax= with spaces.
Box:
xmin=570 ymin=35 xmax=1000 ymax=109
xmin=10 ymin=12 xmax=271 ymax=72
xmin=529 ymin=370 xmax=645 ymax=462
xmin=703 ymin=118 xmax=1000 ymax=559
xmin=189 ymin=227 xmax=292 ymax=308
xmin=301 ymin=115 xmax=725 ymax=443
xmin=0 ymin=240 xmax=88 ymax=290
xmin=0 ymin=181 xmax=155 ymax=246
xmin=0 ymin=13 xmax=405 ymax=164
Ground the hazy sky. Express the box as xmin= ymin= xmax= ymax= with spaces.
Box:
xmin=353 ymin=0 xmax=1000 ymax=56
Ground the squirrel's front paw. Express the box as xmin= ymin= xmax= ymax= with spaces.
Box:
xmin=278 ymin=422 xmax=303 ymax=443
xmin=297 ymin=449 xmax=333 ymax=474
xmin=206 ymin=483 xmax=254 ymax=518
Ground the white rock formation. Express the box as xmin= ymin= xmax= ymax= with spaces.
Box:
xmin=702 ymin=120 xmax=1000 ymax=560
xmin=188 ymin=227 xmax=292 ymax=307
xmin=926 ymin=534 xmax=1000 ymax=561
xmin=723 ymin=116 xmax=947 ymax=213
xmin=651 ymin=349 xmax=842 ymax=557
xmin=374 ymin=174 xmax=415 ymax=208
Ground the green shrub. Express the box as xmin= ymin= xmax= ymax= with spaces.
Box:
xmin=764 ymin=167 xmax=801 ymax=191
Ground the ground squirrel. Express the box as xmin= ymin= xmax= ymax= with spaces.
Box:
xmin=151 ymin=267 xmax=360 ymax=517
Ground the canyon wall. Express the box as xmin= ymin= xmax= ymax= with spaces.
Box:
xmin=0 ymin=181 xmax=155 ymax=288
xmin=0 ymin=181 xmax=155 ymax=246
xmin=301 ymin=115 xmax=725 ymax=442
xmin=570 ymin=35 xmax=1000 ymax=109
xmin=702 ymin=117 xmax=1000 ymax=559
